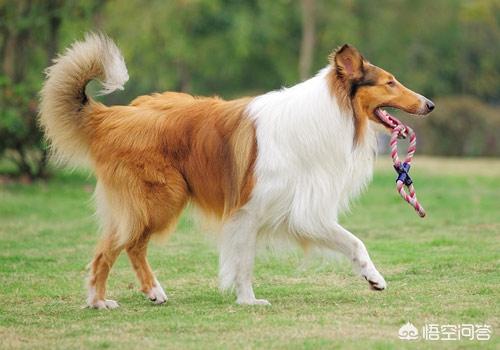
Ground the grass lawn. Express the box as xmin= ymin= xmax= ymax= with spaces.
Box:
xmin=0 ymin=157 xmax=498 ymax=349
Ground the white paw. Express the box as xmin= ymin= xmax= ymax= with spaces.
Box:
xmin=88 ymin=299 xmax=120 ymax=310
xmin=361 ymin=265 xmax=387 ymax=291
xmin=145 ymin=281 xmax=168 ymax=304
xmin=237 ymin=298 xmax=271 ymax=306
xmin=86 ymin=285 xmax=120 ymax=309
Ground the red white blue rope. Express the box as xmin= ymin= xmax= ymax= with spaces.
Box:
xmin=389 ymin=124 xmax=426 ymax=218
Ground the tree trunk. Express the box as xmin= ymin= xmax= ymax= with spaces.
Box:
xmin=299 ymin=0 xmax=316 ymax=81
xmin=46 ymin=1 xmax=62 ymax=64
xmin=2 ymin=1 xmax=32 ymax=83
xmin=35 ymin=148 xmax=49 ymax=179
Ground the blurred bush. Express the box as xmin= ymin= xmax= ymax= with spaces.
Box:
xmin=411 ymin=96 xmax=500 ymax=157
xmin=0 ymin=1 xmax=102 ymax=179
xmin=1 ymin=0 xmax=499 ymax=179
xmin=0 ymin=77 xmax=47 ymax=178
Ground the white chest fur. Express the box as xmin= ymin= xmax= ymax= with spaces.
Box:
xmin=246 ymin=67 xmax=377 ymax=236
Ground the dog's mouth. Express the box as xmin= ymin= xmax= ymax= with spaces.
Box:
xmin=373 ymin=107 xmax=404 ymax=131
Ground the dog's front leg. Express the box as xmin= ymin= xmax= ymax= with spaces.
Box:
xmin=314 ymin=223 xmax=386 ymax=290
xmin=218 ymin=210 xmax=270 ymax=305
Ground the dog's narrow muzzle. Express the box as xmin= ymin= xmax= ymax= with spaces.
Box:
xmin=425 ymin=99 xmax=435 ymax=112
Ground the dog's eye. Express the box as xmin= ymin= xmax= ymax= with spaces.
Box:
xmin=387 ymin=80 xmax=396 ymax=87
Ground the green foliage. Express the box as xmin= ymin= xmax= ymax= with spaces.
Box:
xmin=0 ymin=0 xmax=102 ymax=178
xmin=101 ymin=0 xmax=303 ymax=99
xmin=0 ymin=76 xmax=46 ymax=176
xmin=96 ymin=0 xmax=500 ymax=100
xmin=1 ymin=0 xmax=499 ymax=178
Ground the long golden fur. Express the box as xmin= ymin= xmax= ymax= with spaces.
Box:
xmin=40 ymin=34 xmax=256 ymax=306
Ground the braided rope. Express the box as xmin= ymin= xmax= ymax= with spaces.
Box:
xmin=389 ymin=124 xmax=426 ymax=218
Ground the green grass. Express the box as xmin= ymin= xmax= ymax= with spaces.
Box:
xmin=0 ymin=158 xmax=499 ymax=349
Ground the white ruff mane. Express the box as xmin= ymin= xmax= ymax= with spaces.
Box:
xmin=246 ymin=67 xmax=378 ymax=238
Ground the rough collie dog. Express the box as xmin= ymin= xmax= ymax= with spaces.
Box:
xmin=39 ymin=34 xmax=434 ymax=308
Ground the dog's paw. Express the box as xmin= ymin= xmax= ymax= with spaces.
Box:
xmin=88 ymin=299 xmax=120 ymax=310
xmin=362 ymin=267 xmax=387 ymax=291
xmin=145 ymin=281 xmax=168 ymax=305
xmin=236 ymin=298 xmax=271 ymax=306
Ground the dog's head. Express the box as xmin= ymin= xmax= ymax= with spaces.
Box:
xmin=329 ymin=44 xmax=434 ymax=139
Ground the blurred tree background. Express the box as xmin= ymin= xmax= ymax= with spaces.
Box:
xmin=0 ymin=0 xmax=499 ymax=179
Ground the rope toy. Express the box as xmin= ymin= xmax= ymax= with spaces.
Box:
xmin=389 ymin=123 xmax=426 ymax=218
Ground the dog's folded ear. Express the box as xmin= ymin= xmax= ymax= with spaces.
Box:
xmin=330 ymin=44 xmax=364 ymax=82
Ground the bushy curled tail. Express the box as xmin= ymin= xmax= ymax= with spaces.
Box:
xmin=39 ymin=33 xmax=128 ymax=166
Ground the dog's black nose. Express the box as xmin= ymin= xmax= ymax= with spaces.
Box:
xmin=426 ymin=100 xmax=435 ymax=112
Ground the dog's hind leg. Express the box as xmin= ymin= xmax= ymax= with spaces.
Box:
xmin=87 ymin=231 xmax=123 ymax=309
xmin=312 ymin=223 xmax=386 ymax=291
xmin=125 ymin=169 xmax=188 ymax=305
xmin=126 ymin=232 xmax=168 ymax=305
xmin=218 ymin=210 xmax=269 ymax=305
